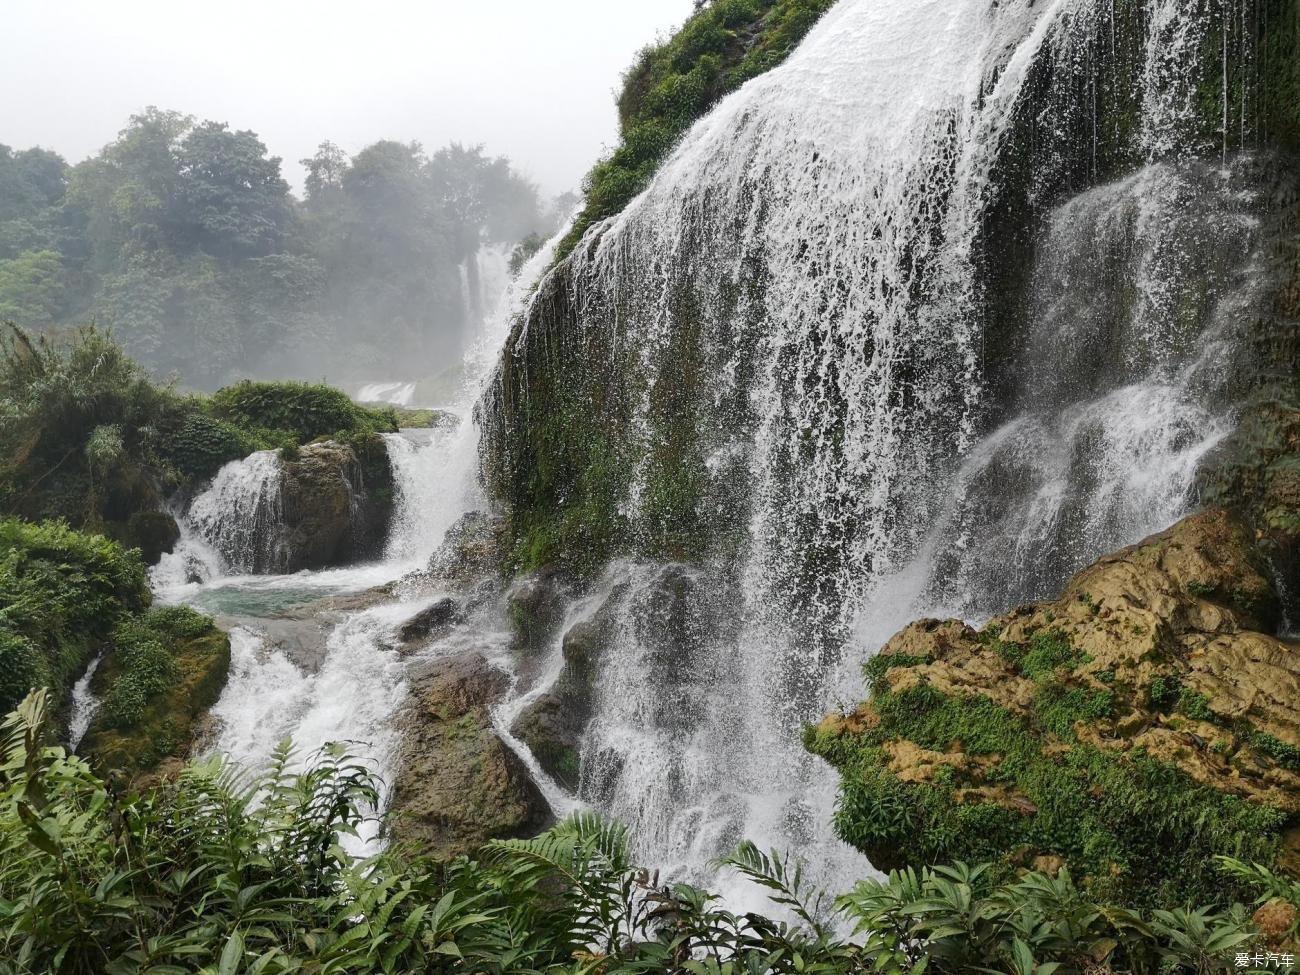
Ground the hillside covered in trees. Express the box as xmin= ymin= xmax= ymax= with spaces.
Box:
xmin=0 ymin=109 xmax=567 ymax=389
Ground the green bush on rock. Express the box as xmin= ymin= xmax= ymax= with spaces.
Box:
xmin=0 ymin=517 xmax=149 ymax=715
xmin=208 ymin=379 xmax=397 ymax=445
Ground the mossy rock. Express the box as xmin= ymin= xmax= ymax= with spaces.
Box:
xmin=81 ymin=619 xmax=231 ymax=782
xmin=115 ymin=510 xmax=181 ymax=566
xmin=808 ymin=510 xmax=1300 ymax=906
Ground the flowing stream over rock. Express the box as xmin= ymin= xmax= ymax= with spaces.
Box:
xmin=150 ymin=233 xmax=562 ymax=853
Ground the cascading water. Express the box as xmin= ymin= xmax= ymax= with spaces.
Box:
xmin=356 ymin=381 xmax=417 ymax=406
xmin=151 ymin=225 xmax=568 ymax=854
xmin=67 ymin=653 xmax=104 ymax=751
xmin=484 ymin=0 xmax=1288 ymax=900
xmin=184 ymin=451 xmax=288 ymax=575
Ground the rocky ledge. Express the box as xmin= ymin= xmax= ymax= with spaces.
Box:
xmin=387 ymin=652 xmax=552 ymax=859
xmin=807 ymin=509 xmax=1300 ymax=904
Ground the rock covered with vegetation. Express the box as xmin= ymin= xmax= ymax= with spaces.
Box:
xmin=0 ymin=518 xmax=150 ymax=717
xmin=0 ymin=516 xmax=227 ymax=781
xmin=77 ymin=606 xmax=229 ymax=782
xmin=0 ymin=325 xmax=399 ymax=568
xmin=808 ymin=509 xmax=1300 ymax=905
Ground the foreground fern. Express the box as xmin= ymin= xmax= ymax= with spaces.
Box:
xmin=0 ymin=690 xmax=1293 ymax=974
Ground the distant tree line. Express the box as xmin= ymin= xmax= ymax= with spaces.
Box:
xmin=0 ymin=108 xmax=569 ymax=389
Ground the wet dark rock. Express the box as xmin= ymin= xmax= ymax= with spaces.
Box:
xmin=426 ymin=511 xmax=505 ymax=586
xmin=397 ymin=597 xmax=462 ymax=650
xmin=277 ymin=439 xmax=393 ymax=572
xmin=506 ymin=566 xmax=567 ymax=656
xmin=511 ymin=616 xmax=608 ymax=790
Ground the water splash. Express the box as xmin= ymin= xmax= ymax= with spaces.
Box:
xmin=185 ymin=451 xmax=287 ymax=575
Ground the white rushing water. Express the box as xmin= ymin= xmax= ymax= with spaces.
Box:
xmin=67 ymin=653 xmax=104 ymax=751
xmin=481 ymin=0 xmax=1279 ymax=905
xmin=356 ymin=381 xmax=417 ymax=406
xmin=151 ymin=226 xmax=568 ymax=853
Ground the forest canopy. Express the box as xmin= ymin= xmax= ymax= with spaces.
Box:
xmin=0 ymin=109 xmax=568 ymax=390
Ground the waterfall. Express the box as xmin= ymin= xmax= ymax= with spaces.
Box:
xmin=484 ymin=0 xmax=1285 ymax=898
xmin=173 ymin=224 xmax=570 ymax=854
xmin=185 ymin=450 xmax=288 ymax=575
xmin=357 ymin=381 xmax=417 ymax=406
xmin=67 ymin=653 xmax=104 ymax=751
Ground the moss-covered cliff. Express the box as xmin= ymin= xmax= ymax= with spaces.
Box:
xmin=808 ymin=510 xmax=1300 ymax=905
xmin=557 ymin=0 xmax=836 ymax=262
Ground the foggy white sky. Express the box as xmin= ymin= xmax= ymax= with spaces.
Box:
xmin=0 ymin=0 xmax=695 ymax=197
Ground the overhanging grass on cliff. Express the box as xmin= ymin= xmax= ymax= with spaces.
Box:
xmin=555 ymin=0 xmax=836 ymax=261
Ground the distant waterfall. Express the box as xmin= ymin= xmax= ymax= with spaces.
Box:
xmin=484 ymin=0 xmax=1285 ymax=897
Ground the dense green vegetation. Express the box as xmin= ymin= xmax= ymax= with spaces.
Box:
xmin=0 ymin=325 xmax=398 ymax=551
xmin=0 ymin=111 xmax=562 ymax=388
xmin=1 ymin=691 xmax=1295 ymax=974
xmin=556 ymin=0 xmax=835 ymax=259
xmin=0 ymin=519 xmax=149 ymax=716
xmin=0 ymin=515 xmax=229 ymax=781
xmin=807 ymin=626 xmax=1291 ymax=908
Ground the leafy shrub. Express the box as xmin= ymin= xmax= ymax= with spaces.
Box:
xmin=99 ymin=619 xmax=178 ymax=728
xmin=0 ymin=324 xmax=185 ymax=527
xmin=0 ymin=518 xmax=149 ymax=715
xmin=0 ymin=692 xmax=1279 ymax=975
xmin=208 ymin=379 xmax=396 ymax=444
xmin=159 ymin=408 xmax=262 ymax=483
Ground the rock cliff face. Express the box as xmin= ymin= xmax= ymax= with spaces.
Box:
xmin=808 ymin=509 xmax=1300 ymax=902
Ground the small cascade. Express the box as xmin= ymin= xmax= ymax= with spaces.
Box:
xmin=382 ymin=428 xmax=470 ymax=566
xmin=67 ymin=653 xmax=103 ymax=751
xmin=186 ymin=451 xmax=288 ymax=575
xmin=208 ymin=610 xmax=411 ymax=853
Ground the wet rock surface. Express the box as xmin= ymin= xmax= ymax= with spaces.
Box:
xmin=389 ymin=652 xmax=552 ymax=859
xmin=278 ymin=440 xmax=393 ymax=572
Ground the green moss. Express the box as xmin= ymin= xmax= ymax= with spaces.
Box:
xmin=1033 ymin=682 xmax=1115 ymax=741
xmin=81 ymin=608 xmax=230 ymax=779
xmin=555 ymin=0 xmax=835 ymax=261
xmin=1178 ymin=687 xmax=1217 ymax=723
xmin=1147 ymin=674 xmax=1184 ymax=711
xmin=985 ymin=628 xmax=1088 ymax=682
xmin=806 ymin=676 xmax=1286 ymax=906
xmin=864 ymin=652 xmax=932 ymax=694
xmin=1250 ymin=731 xmax=1300 ymax=772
